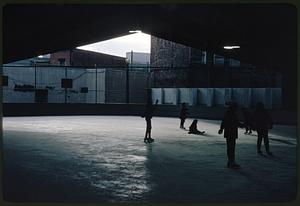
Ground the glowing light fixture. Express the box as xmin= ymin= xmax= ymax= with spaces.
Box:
xmin=223 ymin=45 xmax=240 ymax=50
xmin=129 ymin=30 xmax=142 ymax=33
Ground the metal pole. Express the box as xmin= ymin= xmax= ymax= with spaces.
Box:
xmin=126 ymin=65 xmax=129 ymax=104
xmin=95 ymin=66 xmax=97 ymax=103
xmin=34 ymin=63 xmax=37 ymax=90
xmin=65 ymin=67 xmax=67 ymax=103
xmin=147 ymin=64 xmax=151 ymax=103
xmin=126 ymin=51 xmax=132 ymax=104
xmin=34 ymin=63 xmax=37 ymax=103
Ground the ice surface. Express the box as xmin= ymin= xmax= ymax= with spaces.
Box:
xmin=2 ymin=116 xmax=297 ymax=202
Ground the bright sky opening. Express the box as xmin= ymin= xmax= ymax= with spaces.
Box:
xmin=77 ymin=32 xmax=151 ymax=58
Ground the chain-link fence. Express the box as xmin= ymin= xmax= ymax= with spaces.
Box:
xmin=2 ymin=65 xmax=150 ymax=104
xmin=2 ymin=65 xmax=282 ymax=104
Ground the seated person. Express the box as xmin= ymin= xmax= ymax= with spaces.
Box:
xmin=188 ymin=119 xmax=205 ymax=135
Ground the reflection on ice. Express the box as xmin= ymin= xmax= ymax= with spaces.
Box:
xmin=3 ymin=116 xmax=297 ymax=202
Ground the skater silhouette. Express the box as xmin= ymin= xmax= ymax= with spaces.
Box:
xmin=242 ymin=107 xmax=253 ymax=134
xmin=252 ymin=102 xmax=273 ymax=155
xmin=179 ymin=103 xmax=188 ymax=129
xmin=218 ymin=102 xmax=244 ymax=169
xmin=142 ymin=99 xmax=158 ymax=143
xmin=188 ymin=119 xmax=205 ymax=135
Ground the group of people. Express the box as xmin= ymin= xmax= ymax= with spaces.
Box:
xmin=218 ymin=101 xmax=273 ymax=169
xmin=142 ymin=100 xmax=273 ymax=170
xmin=180 ymin=103 xmax=205 ymax=135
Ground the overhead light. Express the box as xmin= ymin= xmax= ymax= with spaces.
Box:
xmin=129 ymin=30 xmax=142 ymax=33
xmin=224 ymin=46 xmax=240 ymax=50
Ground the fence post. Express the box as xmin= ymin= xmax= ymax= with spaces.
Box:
xmin=95 ymin=65 xmax=97 ymax=103
xmin=65 ymin=66 xmax=67 ymax=103
xmin=34 ymin=63 xmax=37 ymax=90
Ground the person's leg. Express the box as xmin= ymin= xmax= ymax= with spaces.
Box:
xmin=226 ymin=138 xmax=234 ymax=167
xmin=257 ymin=130 xmax=263 ymax=153
xmin=263 ymin=130 xmax=272 ymax=154
xmin=245 ymin=125 xmax=249 ymax=134
xmin=228 ymin=138 xmax=240 ymax=168
xmin=145 ymin=119 xmax=150 ymax=142
xmin=180 ymin=118 xmax=184 ymax=128
xmin=148 ymin=120 xmax=154 ymax=142
xmin=226 ymin=138 xmax=231 ymax=167
xmin=232 ymin=139 xmax=240 ymax=167
xmin=144 ymin=130 xmax=149 ymax=142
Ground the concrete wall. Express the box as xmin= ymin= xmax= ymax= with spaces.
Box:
xmin=178 ymin=88 xmax=197 ymax=105
xmin=3 ymin=66 xmax=89 ymax=103
xmin=152 ymin=88 xmax=164 ymax=104
xmin=150 ymin=36 xmax=191 ymax=67
xmin=50 ymin=49 xmax=126 ymax=67
xmin=163 ymin=88 xmax=178 ymax=105
xmin=71 ymin=49 xmax=127 ymax=67
xmin=153 ymin=88 xmax=282 ymax=109
xmin=126 ymin=52 xmax=150 ymax=65
xmin=3 ymin=67 xmax=148 ymax=104
xmin=105 ymin=69 xmax=126 ymax=103
xmin=86 ymin=69 xmax=105 ymax=103
xmin=3 ymin=67 xmax=36 ymax=103
xmin=129 ymin=70 xmax=148 ymax=103
xmin=2 ymin=103 xmax=295 ymax=125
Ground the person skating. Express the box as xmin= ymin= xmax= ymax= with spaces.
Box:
xmin=218 ymin=102 xmax=244 ymax=169
xmin=179 ymin=103 xmax=188 ymax=129
xmin=252 ymin=102 xmax=273 ymax=155
xmin=142 ymin=99 xmax=158 ymax=143
xmin=188 ymin=119 xmax=205 ymax=135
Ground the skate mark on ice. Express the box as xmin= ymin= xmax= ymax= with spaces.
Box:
xmin=269 ymin=138 xmax=296 ymax=146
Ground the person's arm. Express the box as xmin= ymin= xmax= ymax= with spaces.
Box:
xmin=238 ymin=121 xmax=244 ymax=128
xmin=151 ymin=99 xmax=159 ymax=114
xmin=153 ymin=99 xmax=159 ymax=110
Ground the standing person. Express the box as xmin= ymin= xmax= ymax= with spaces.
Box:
xmin=252 ymin=102 xmax=273 ymax=155
xmin=242 ymin=107 xmax=253 ymax=134
xmin=179 ymin=103 xmax=188 ymax=129
xmin=188 ymin=119 xmax=205 ymax=135
xmin=218 ymin=102 xmax=243 ymax=169
xmin=142 ymin=99 xmax=158 ymax=143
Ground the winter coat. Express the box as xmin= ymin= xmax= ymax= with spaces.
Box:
xmin=179 ymin=107 xmax=188 ymax=119
xmin=220 ymin=110 xmax=243 ymax=139
xmin=252 ymin=109 xmax=273 ymax=130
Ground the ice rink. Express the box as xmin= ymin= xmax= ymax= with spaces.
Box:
xmin=2 ymin=116 xmax=297 ymax=202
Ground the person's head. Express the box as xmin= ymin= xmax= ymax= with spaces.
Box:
xmin=192 ymin=119 xmax=198 ymax=125
xmin=182 ymin=102 xmax=186 ymax=107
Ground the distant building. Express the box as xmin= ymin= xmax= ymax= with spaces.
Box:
xmin=3 ymin=49 xmax=147 ymax=104
xmin=126 ymin=52 xmax=150 ymax=67
xmin=150 ymin=36 xmax=281 ymax=89
xmin=150 ymin=36 xmax=282 ymax=109
xmin=50 ymin=48 xmax=127 ymax=67
xmin=4 ymin=54 xmax=51 ymax=66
